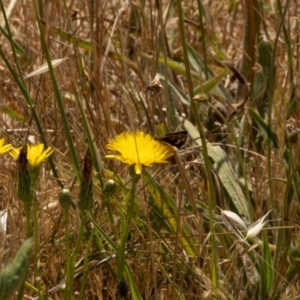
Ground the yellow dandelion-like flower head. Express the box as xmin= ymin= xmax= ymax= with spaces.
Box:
xmin=10 ymin=143 xmax=54 ymax=167
xmin=0 ymin=138 xmax=13 ymax=154
xmin=105 ymin=131 xmax=174 ymax=174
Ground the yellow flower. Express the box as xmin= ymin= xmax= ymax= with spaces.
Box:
xmin=10 ymin=144 xmax=54 ymax=167
xmin=106 ymin=131 xmax=174 ymax=174
xmin=0 ymin=138 xmax=12 ymax=154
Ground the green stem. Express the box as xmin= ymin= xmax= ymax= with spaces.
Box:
xmin=65 ymin=212 xmax=86 ymax=298
xmin=33 ymin=194 xmax=43 ymax=299
xmin=106 ymin=199 xmax=118 ymax=239
xmin=77 ymin=229 xmax=95 ymax=300
xmin=63 ymin=208 xmax=70 ymax=299
xmin=117 ymin=174 xmax=139 ymax=281
xmin=176 ymin=2 xmax=218 ymax=289
xmin=24 ymin=203 xmax=31 ymax=238
xmin=87 ymin=212 xmax=143 ymax=300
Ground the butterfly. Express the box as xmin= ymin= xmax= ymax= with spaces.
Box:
xmin=156 ymin=130 xmax=188 ymax=149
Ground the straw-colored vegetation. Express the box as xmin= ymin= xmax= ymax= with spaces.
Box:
xmin=1 ymin=0 xmax=300 ymax=299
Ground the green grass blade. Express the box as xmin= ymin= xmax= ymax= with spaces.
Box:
xmin=260 ymin=231 xmax=274 ymax=298
xmin=176 ymin=0 xmax=219 ymax=288
xmin=1 ymin=107 xmax=24 ymax=122
xmin=51 ymin=26 xmax=92 ymax=51
xmin=250 ymin=108 xmax=279 ymax=153
xmin=32 ymin=2 xmax=80 ymax=176
xmin=88 ymin=213 xmax=143 ymax=300
xmin=158 ymin=74 xmax=190 ymax=106
xmin=194 ymin=69 xmax=227 ymax=95
xmin=143 ymin=171 xmax=197 ymax=256
xmin=0 ymin=25 xmax=30 ymax=63
xmin=186 ymin=44 xmax=234 ymax=103
xmin=0 ymin=25 xmax=63 ymax=188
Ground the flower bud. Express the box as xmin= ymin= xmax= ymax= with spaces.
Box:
xmin=103 ymin=179 xmax=116 ymax=199
xmin=59 ymin=189 xmax=75 ymax=210
xmin=17 ymin=146 xmax=32 ymax=204
xmin=77 ymin=151 xmax=94 ymax=211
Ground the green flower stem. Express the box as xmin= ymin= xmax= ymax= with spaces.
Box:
xmin=102 ymin=180 xmax=117 ymax=238
xmin=65 ymin=212 xmax=86 ymax=299
xmin=24 ymin=203 xmax=31 ymax=238
xmin=32 ymin=193 xmax=43 ymax=300
xmin=63 ymin=207 xmax=70 ymax=298
xmin=30 ymin=167 xmax=43 ymax=298
xmin=117 ymin=173 xmax=139 ymax=282
xmin=16 ymin=283 xmax=25 ymax=300
xmin=78 ymin=228 xmax=95 ymax=300
xmin=87 ymin=212 xmax=143 ymax=300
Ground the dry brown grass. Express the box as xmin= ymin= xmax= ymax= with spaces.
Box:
xmin=1 ymin=0 xmax=300 ymax=299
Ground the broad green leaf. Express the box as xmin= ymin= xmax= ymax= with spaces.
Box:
xmin=0 ymin=239 xmax=32 ymax=300
xmin=183 ymin=119 xmax=250 ymax=223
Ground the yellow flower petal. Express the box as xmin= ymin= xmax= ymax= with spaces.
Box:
xmin=27 ymin=144 xmax=54 ymax=166
xmin=105 ymin=131 xmax=174 ymax=174
xmin=0 ymin=138 xmax=13 ymax=154
xmin=9 ymin=144 xmax=54 ymax=166
xmin=9 ymin=146 xmax=22 ymax=159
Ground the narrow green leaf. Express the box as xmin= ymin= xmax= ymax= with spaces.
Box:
xmin=126 ymin=267 xmax=143 ymax=300
xmin=88 ymin=214 xmax=143 ymax=300
xmin=194 ymin=69 xmax=227 ymax=95
xmin=158 ymin=74 xmax=190 ymax=106
xmin=33 ymin=3 xmax=81 ymax=175
xmin=1 ymin=107 xmax=24 ymax=122
xmin=143 ymin=171 xmax=197 ymax=256
xmin=0 ymin=26 xmax=30 ymax=63
xmin=51 ymin=26 xmax=138 ymax=73
xmin=250 ymin=108 xmax=279 ymax=153
xmin=156 ymin=55 xmax=200 ymax=81
xmin=186 ymin=44 xmax=235 ymax=103
xmin=52 ymin=26 xmax=92 ymax=51
xmin=260 ymin=231 xmax=274 ymax=298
